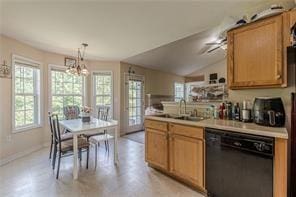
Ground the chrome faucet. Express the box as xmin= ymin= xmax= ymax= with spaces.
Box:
xmin=179 ymin=99 xmax=186 ymax=115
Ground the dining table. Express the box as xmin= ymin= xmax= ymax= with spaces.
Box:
xmin=59 ymin=117 xmax=119 ymax=180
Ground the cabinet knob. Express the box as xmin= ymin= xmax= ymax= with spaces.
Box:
xmin=276 ymin=74 xmax=281 ymax=79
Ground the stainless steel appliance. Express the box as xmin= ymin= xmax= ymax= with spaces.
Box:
xmin=205 ymin=128 xmax=274 ymax=197
xmin=253 ymin=97 xmax=285 ymax=127
xmin=241 ymin=100 xmax=252 ymax=122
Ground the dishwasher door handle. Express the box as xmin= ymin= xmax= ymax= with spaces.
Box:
xmin=207 ymin=137 xmax=219 ymax=142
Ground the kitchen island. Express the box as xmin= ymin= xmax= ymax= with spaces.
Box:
xmin=144 ymin=115 xmax=288 ymax=197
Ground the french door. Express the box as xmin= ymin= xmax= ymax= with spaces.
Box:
xmin=125 ymin=74 xmax=144 ymax=133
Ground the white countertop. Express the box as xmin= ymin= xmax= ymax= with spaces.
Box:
xmin=145 ymin=115 xmax=288 ymax=139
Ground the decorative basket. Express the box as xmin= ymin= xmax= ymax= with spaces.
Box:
xmin=80 ymin=112 xmax=91 ymax=123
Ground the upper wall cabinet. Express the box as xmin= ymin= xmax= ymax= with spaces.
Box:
xmin=227 ymin=11 xmax=293 ymax=89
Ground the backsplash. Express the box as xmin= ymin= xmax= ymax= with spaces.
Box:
xmin=162 ymin=101 xmax=216 ymax=118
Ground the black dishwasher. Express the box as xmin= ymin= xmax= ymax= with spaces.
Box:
xmin=205 ymin=128 xmax=274 ymax=197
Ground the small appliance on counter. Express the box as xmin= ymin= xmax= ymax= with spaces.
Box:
xmin=253 ymin=97 xmax=285 ymax=127
xmin=241 ymin=100 xmax=252 ymax=122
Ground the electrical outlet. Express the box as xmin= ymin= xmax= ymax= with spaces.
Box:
xmin=6 ymin=135 xmax=11 ymax=142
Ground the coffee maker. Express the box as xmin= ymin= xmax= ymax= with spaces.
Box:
xmin=253 ymin=97 xmax=285 ymax=127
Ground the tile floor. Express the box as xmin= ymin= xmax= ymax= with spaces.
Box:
xmin=123 ymin=131 xmax=145 ymax=144
xmin=0 ymin=137 xmax=204 ymax=197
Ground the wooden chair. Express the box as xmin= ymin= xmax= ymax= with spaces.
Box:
xmin=50 ymin=113 xmax=90 ymax=179
xmin=62 ymin=105 xmax=80 ymax=134
xmin=48 ymin=112 xmax=73 ymax=161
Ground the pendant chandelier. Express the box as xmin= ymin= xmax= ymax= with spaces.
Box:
xmin=66 ymin=43 xmax=89 ymax=76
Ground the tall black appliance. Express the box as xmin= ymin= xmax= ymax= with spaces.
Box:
xmin=288 ymin=45 xmax=296 ymax=197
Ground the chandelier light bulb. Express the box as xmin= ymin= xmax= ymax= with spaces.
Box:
xmin=65 ymin=43 xmax=89 ymax=76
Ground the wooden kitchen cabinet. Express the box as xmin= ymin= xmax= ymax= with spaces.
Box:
xmin=144 ymin=119 xmax=205 ymax=191
xmin=145 ymin=128 xmax=168 ymax=170
xmin=169 ymin=123 xmax=205 ymax=189
xmin=227 ymin=14 xmax=286 ymax=89
xmin=169 ymin=134 xmax=204 ymax=188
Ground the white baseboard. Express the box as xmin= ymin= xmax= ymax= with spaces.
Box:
xmin=0 ymin=144 xmax=44 ymax=166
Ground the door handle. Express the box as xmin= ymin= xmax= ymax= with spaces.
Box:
xmin=267 ymin=110 xmax=276 ymax=126
xmin=208 ymin=137 xmax=218 ymax=142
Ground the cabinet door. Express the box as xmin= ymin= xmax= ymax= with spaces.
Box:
xmin=145 ymin=128 xmax=168 ymax=170
xmin=169 ymin=134 xmax=204 ymax=188
xmin=228 ymin=14 xmax=283 ymax=89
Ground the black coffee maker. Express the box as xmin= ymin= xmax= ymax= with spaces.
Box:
xmin=253 ymin=97 xmax=285 ymax=127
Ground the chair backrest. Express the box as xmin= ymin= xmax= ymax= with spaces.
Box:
xmin=48 ymin=112 xmax=54 ymax=138
xmin=63 ymin=105 xmax=80 ymax=120
xmin=50 ymin=114 xmax=62 ymax=149
xmin=97 ymin=105 xmax=110 ymax=121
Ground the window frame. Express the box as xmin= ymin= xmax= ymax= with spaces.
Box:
xmin=48 ymin=64 xmax=86 ymax=119
xmin=11 ymin=54 xmax=43 ymax=133
xmin=174 ymin=82 xmax=185 ymax=102
xmin=91 ymin=70 xmax=114 ymax=118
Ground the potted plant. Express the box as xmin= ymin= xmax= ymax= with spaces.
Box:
xmin=80 ymin=106 xmax=92 ymax=122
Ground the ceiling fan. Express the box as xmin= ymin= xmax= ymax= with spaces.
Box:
xmin=198 ymin=16 xmax=246 ymax=55
xmin=204 ymin=37 xmax=227 ymax=53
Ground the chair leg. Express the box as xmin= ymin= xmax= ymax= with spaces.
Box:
xmin=106 ymin=139 xmax=110 ymax=153
xmin=95 ymin=145 xmax=97 ymax=170
xmin=52 ymin=144 xmax=57 ymax=170
xmin=49 ymin=138 xmax=53 ymax=159
xmin=86 ymin=148 xmax=89 ymax=169
xmin=56 ymin=152 xmax=61 ymax=179
xmin=104 ymin=141 xmax=108 ymax=152
xmin=79 ymin=149 xmax=82 ymax=161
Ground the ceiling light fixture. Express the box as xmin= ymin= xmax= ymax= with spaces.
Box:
xmin=66 ymin=43 xmax=89 ymax=76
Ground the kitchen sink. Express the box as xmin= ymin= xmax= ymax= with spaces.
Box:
xmin=155 ymin=114 xmax=183 ymax=119
xmin=154 ymin=114 xmax=206 ymax=122
xmin=174 ymin=116 xmax=206 ymax=121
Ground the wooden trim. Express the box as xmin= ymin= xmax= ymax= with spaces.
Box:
xmin=227 ymin=31 xmax=234 ymax=88
xmin=282 ymin=11 xmax=289 ymax=87
xmin=274 ymin=138 xmax=287 ymax=197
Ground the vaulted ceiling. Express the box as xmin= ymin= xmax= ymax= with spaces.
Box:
xmin=0 ymin=0 xmax=294 ymax=75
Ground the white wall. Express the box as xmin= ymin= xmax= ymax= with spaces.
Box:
xmin=0 ymin=35 xmax=122 ymax=163
xmin=119 ymin=62 xmax=184 ymax=134
xmin=0 ymin=35 xmax=184 ymax=163
xmin=187 ymin=59 xmax=226 ymax=83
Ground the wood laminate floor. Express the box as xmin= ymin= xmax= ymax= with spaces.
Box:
xmin=0 ymin=137 xmax=204 ymax=197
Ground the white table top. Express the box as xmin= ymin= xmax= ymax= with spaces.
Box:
xmin=59 ymin=118 xmax=118 ymax=133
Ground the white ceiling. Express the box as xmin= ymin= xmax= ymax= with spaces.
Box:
xmin=123 ymin=28 xmax=228 ymax=76
xmin=1 ymin=0 xmax=294 ymax=75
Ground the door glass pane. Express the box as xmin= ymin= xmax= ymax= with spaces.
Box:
xmin=128 ymin=80 xmax=143 ymax=126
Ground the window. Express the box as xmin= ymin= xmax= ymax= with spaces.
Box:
xmin=50 ymin=67 xmax=84 ymax=119
xmin=128 ymin=79 xmax=143 ymax=126
xmin=93 ymin=72 xmax=113 ymax=117
xmin=12 ymin=56 xmax=41 ymax=131
xmin=174 ymin=82 xmax=184 ymax=102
